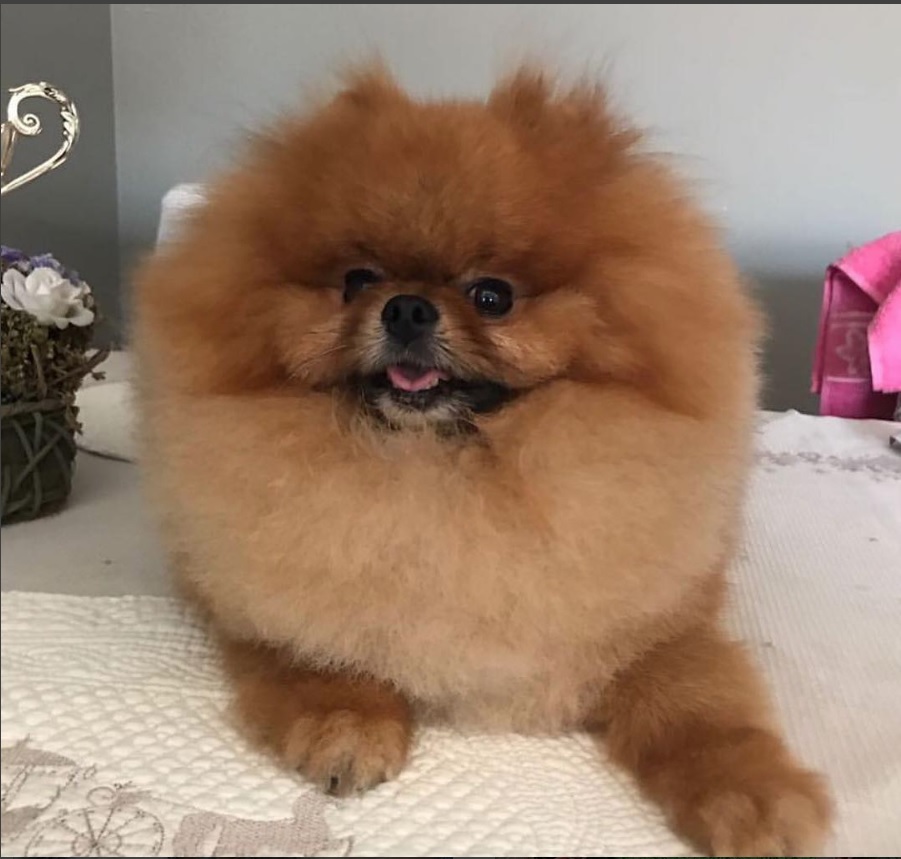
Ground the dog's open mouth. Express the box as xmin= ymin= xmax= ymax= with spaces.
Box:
xmin=364 ymin=362 xmax=460 ymax=411
xmin=357 ymin=362 xmax=514 ymax=417
xmin=385 ymin=363 xmax=450 ymax=393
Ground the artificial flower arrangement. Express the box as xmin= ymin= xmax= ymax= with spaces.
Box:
xmin=1 ymin=245 xmax=106 ymax=522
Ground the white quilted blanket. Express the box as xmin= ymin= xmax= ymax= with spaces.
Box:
xmin=2 ymin=412 xmax=900 ymax=857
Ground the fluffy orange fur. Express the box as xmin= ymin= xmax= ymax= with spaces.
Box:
xmin=133 ymin=66 xmax=831 ymax=854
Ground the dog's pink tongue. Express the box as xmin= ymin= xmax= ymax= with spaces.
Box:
xmin=387 ymin=365 xmax=444 ymax=393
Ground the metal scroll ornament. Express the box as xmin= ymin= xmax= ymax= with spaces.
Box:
xmin=1 ymin=82 xmax=80 ymax=196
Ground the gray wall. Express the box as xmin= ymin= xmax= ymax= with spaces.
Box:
xmin=1 ymin=4 xmax=120 ymax=343
xmin=110 ymin=5 xmax=901 ymax=409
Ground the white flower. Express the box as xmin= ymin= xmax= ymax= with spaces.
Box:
xmin=1 ymin=266 xmax=94 ymax=328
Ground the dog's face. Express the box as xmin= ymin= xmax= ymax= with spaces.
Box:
xmin=153 ymin=67 xmax=753 ymax=426
xmin=337 ymin=280 xmax=520 ymax=427
xmin=253 ymin=69 xmax=641 ymax=431
xmin=298 ymin=250 xmax=592 ymax=429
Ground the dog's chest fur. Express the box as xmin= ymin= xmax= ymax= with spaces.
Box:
xmin=191 ymin=417 xmax=725 ymax=733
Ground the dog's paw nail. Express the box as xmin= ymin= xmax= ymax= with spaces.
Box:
xmin=283 ymin=710 xmax=410 ymax=796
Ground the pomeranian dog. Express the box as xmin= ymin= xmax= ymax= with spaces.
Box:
xmin=134 ymin=66 xmax=831 ymax=855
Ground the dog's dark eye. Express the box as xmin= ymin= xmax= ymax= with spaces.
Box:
xmin=343 ymin=268 xmax=382 ymax=302
xmin=468 ymin=278 xmax=514 ymax=317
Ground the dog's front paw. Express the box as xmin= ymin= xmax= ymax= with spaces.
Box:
xmin=694 ymin=768 xmax=831 ymax=856
xmin=666 ymin=730 xmax=832 ymax=857
xmin=282 ymin=709 xmax=411 ymax=796
xmin=223 ymin=639 xmax=413 ymax=798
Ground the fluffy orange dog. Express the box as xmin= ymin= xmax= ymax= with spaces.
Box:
xmin=134 ymin=67 xmax=831 ymax=855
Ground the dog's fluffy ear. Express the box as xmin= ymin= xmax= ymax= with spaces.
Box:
xmin=337 ymin=61 xmax=405 ymax=110
xmin=488 ymin=66 xmax=558 ymax=130
xmin=489 ymin=66 xmax=636 ymax=150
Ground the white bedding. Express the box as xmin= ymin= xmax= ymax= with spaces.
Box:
xmin=2 ymin=411 xmax=900 ymax=857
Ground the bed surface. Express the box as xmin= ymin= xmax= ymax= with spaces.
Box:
xmin=2 ymin=390 xmax=899 ymax=856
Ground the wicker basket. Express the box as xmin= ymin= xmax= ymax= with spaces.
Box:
xmin=1 ymin=399 xmax=77 ymax=523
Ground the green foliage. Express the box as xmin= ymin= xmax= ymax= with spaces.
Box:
xmin=0 ymin=300 xmax=94 ymax=406
xmin=1 ymin=252 xmax=102 ymax=431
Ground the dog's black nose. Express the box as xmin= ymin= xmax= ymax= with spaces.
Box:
xmin=381 ymin=295 xmax=439 ymax=345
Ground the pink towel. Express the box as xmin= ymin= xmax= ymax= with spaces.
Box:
xmin=811 ymin=232 xmax=901 ymax=419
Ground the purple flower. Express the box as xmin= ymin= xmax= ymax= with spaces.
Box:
xmin=30 ymin=252 xmax=65 ymax=275
xmin=31 ymin=253 xmax=82 ymax=285
xmin=1 ymin=246 xmax=28 ymax=263
xmin=0 ymin=246 xmax=33 ymax=274
xmin=0 ymin=246 xmax=84 ymax=285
